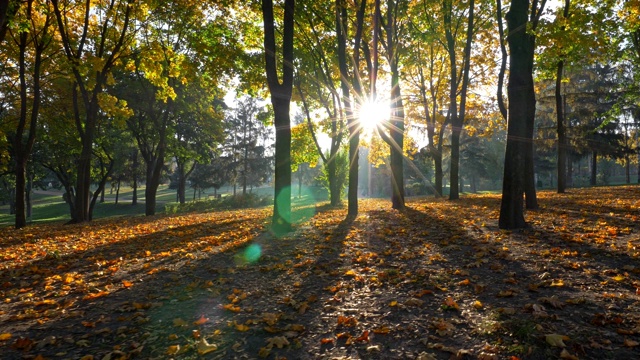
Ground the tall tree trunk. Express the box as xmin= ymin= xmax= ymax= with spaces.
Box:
xmin=499 ymin=0 xmax=534 ymax=229
xmin=337 ymin=0 xmax=358 ymax=218
xmin=263 ymin=0 xmax=295 ymax=235
xmin=12 ymin=0 xmax=44 ymax=228
xmin=446 ymin=0 xmax=474 ymax=201
xmin=556 ymin=59 xmax=567 ymax=193
xmin=555 ymin=0 xmax=570 ymax=194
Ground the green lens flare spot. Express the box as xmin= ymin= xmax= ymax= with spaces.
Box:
xmin=243 ymin=244 xmax=262 ymax=263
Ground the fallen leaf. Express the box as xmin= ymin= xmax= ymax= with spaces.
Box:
xmin=166 ymin=344 xmax=180 ymax=355
xmin=559 ymin=348 xmax=579 ymax=360
xmin=546 ymin=334 xmax=569 ymax=347
xmin=0 ymin=333 xmax=11 ymax=341
xmin=235 ymin=322 xmax=250 ymax=332
xmin=497 ymin=289 xmax=516 ymax=297
xmin=196 ymin=337 xmax=217 ymax=355
xmin=266 ymin=336 xmax=289 ymax=349
xmin=320 ymin=338 xmax=334 ymax=344
xmin=121 ymin=280 xmax=133 ymax=288
xmin=194 ymin=315 xmax=209 ymax=325
xmin=442 ymin=297 xmax=459 ymax=310
xmin=355 ymin=330 xmax=369 ymax=342
xmin=624 ymin=338 xmax=639 ymax=347
xmin=373 ymin=325 xmax=391 ymax=334
xmin=550 ymin=279 xmax=565 ymax=287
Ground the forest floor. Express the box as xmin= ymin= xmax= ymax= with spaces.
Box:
xmin=1 ymin=185 xmax=640 ymax=360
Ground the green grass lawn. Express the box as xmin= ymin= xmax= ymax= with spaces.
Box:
xmin=0 ymin=183 xmax=301 ymax=227
xmin=0 ymin=184 xmax=177 ymax=226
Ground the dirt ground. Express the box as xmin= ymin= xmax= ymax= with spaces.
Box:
xmin=1 ymin=186 xmax=639 ymax=359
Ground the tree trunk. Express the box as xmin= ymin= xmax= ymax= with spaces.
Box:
xmin=625 ymin=153 xmax=630 ymax=184
xmin=26 ymin=172 xmax=32 ymax=220
xmin=556 ymin=59 xmax=567 ymax=193
xmin=449 ymin=127 xmax=461 ymax=199
xmin=590 ymin=151 xmax=597 ymax=186
xmin=177 ymin=163 xmax=187 ymax=204
xmin=499 ymin=0 xmax=534 ymax=229
xmin=271 ymin=96 xmax=293 ymax=232
xmin=145 ymin=151 xmax=164 ymax=215
xmin=89 ymin=159 xmax=113 ymax=221
xmin=263 ymin=0 xmax=295 ymax=234
xmin=567 ymin=157 xmax=573 ymax=187
xmin=115 ymin=179 xmax=121 ymax=204
xmin=555 ymin=0 xmax=570 ymax=193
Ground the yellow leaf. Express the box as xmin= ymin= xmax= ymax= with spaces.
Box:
xmin=166 ymin=344 xmax=180 ymax=355
xmin=345 ymin=269 xmax=357 ymax=276
xmin=551 ymin=279 xmax=565 ymax=287
xmin=473 ymin=300 xmax=484 ymax=309
xmin=612 ymin=274 xmax=625 ymax=282
xmin=545 ymin=333 xmax=569 ymax=347
xmin=389 ymin=300 xmax=398 ymax=307
xmin=196 ymin=338 xmax=217 ymax=355
xmin=235 ymin=322 xmax=250 ymax=332
xmin=0 ymin=333 xmax=11 ymax=341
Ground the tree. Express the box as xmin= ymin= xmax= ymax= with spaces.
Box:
xmin=375 ymin=0 xmax=408 ymax=210
xmin=0 ymin=1 xmax=20 ymax=44
xmin=499 ymin=0 xmax=546 ymax=229
xmin=443 ymin=0 xmax=475 ymax=200
xmin=4 ymin=0 xmax=57 ymax=228
xmin=262 ymin=0 xmax=295 ymax=235
xmin=291 ymin=122 xmax=319 ymax=198
xmin=404 ymin=6 xmax=449 ymax=197
xmin=50 ymin=0 xmax=135 ymax=223
xmin=225 ymin=96 xmax=272 ymax=196
xmin=295 ymin=1 xmax=346 ymax=208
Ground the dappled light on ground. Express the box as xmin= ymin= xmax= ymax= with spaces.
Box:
xmin=1 ymin=186 xmax=639 ymax=359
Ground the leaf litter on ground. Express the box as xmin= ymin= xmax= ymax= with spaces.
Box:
xmin=1 ymin=186 xmax=640 ymax=359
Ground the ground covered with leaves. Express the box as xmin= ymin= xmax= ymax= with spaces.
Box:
xmin=1 ymin=186 xmax=640 ymax=360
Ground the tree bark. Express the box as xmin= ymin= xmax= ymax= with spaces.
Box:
xmin=446 ymin=0 xmax=474 ymax=201
xmin=590 ymin=151 xmax=597 ymax=186
xmin=499 ymin=0 xmax=534 ymax=229
xmin=556 ymin=61 xmax=567 ymax=193
xmin=555 ymin=0 xmax=570 ymax=194
xmin=12 ymin=0 xmax=44 ymax=228
xmin=263 ymin=0 xmax=295 ymax=234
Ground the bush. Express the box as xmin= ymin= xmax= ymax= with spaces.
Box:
xmin=164 ymin=193 xmax=272 ymax=214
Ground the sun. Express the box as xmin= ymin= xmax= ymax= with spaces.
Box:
xmin=358 ymin=99 xmax=389 ymax=132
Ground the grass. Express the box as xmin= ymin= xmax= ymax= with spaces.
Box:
xmin=0 ymin=184 xmax=327 ymax=227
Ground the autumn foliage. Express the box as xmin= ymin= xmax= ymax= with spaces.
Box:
xmin=1 ymin=186 xmax=640 ymax=359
